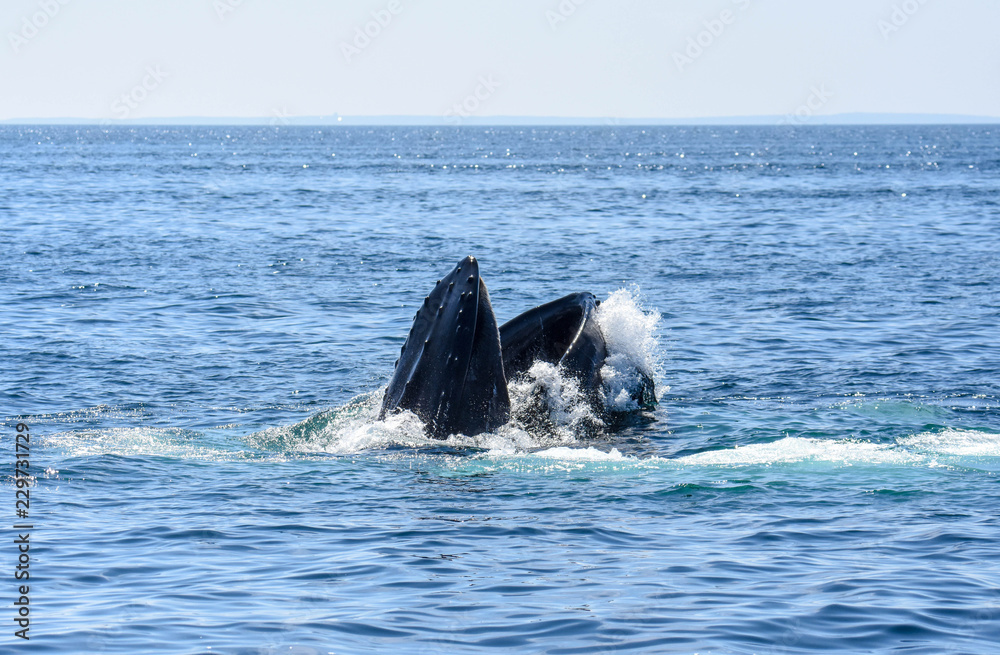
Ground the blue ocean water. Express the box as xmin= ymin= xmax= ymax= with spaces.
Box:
xmin=1 ymin=124 xmax=999 ymax=654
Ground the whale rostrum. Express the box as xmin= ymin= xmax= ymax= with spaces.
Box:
xmin=379 ymin=256 xmax=509 ymax=438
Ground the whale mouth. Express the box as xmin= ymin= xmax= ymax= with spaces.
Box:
xmin=379 ymin=256 xmax=660 ymax=440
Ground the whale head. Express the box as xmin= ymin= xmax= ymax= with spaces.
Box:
xmin=379 ymin=256 xmax=510 ymax=438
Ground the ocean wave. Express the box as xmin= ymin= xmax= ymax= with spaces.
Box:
xmin=462 ymin=427 xmax=1000 ymax=474
xmin=41 ymin=412 xmax=1000 ymax=476
xmin=675 ymin=436 xmax=924 ymax=467
xmin=898 ymin=428 xmax=1000 ymax=457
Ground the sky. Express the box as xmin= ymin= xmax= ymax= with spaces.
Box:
xmin=2 ymin=0 xmax=999 ymax=121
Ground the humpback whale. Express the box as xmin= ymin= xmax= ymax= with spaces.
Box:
xmin=379 ymin=256 xmax=654 ymax=438
xmin=378 ymin=256 xmax=509 ymax=438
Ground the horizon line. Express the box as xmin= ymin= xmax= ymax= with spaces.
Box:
xmin=2 ymin=112 xmax=999 ymax=127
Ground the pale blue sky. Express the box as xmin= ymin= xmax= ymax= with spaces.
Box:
xmin=2 ymin=0 xmax=998 ymax=121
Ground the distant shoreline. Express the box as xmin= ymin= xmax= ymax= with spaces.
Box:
xmin=2 ymin=114 xmax=998 ymax=127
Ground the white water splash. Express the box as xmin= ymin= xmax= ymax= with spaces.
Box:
xmin=43 ymin=427 xmax=248 ymax=460
xmin=246 ymin=393 xmax=436 ymax=455
xmin=44 ymin=416 xmax=1000 ymax=475
xmin=506 ymin=360 xmax=602 ymax=440
xmin=899 ymin=429 xmax=1000 ymax=457
xmin=533 ymin=446 xmax=627 ymax=461
xmin=677 ymin=436 xmax=925 ymax=467
xmin=472 ymin=430 xmax=1000 ymax=473
xmin=674 ymin=430 xmax=1000 ymax=468
xmin=595 ymin=286 xmax=663 ymax=411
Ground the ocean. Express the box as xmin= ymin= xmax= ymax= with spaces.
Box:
xmin=1 ymin=124 xmax=998 ymax=654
